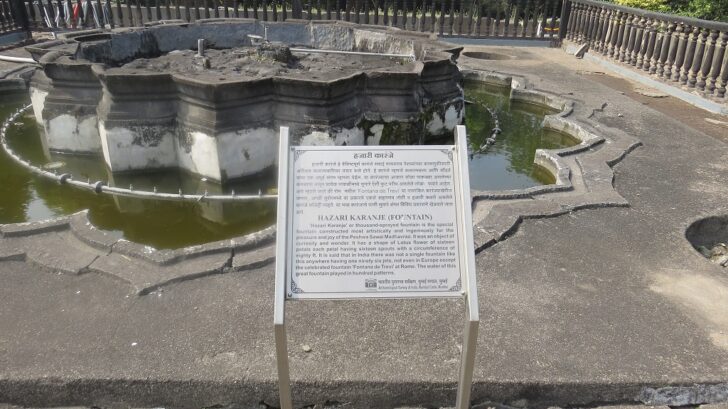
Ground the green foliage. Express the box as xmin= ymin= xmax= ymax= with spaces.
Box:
xmin=668 ymin=0 xmax=728 ymax=22
xmin=613 ymin=0 xmax=670 ymax=12
xmin=609 ymin=0 xmax=728 ymax=21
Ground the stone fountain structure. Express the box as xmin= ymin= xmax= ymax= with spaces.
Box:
xmin=26 ymin=20 xmax=464 ymax=183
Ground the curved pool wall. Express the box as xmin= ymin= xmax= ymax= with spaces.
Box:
xmin=26 ymin=20 xmax=464 ymax=183
xmin=461 ymin=69 xmax=605 ymax=200
xmin=2 ymin=63 xmax=616 ymax=250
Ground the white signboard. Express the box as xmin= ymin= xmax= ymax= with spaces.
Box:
xmin=273 ymin=126 xmax=479 ymax=409
xmin=285 ymin=146 xmax=464 ymax=299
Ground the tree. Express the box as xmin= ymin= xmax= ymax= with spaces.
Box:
xmin=611 ymin=0 xmax=728 ymax=22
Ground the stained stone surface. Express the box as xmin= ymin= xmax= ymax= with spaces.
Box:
xmin=26 ymin=20 xmax=465 ymax=182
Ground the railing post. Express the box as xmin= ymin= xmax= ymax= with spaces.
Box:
xmin=596 ymin=7 xmax=610 ymax=53
xmin=621 ymin=14 xmax=636 ymax=62
xmin=716 ymin=38 xmax=728 ymax=98
xmin=576 ymin=3 xmax=586 ymax=42
xmin=292 ymin=0 xmax=302 ymax=18
xmin=587 ymin=4 xmax=597 ymax=43
xmin=647 ymin=20 xmax=665 ymax=73
xmin=630 ymin=15 xmax=645 ymax=65
xmin=707 ymin=32 xmax=727 ymax=95
xmin=641 ymin=19 xmax=657 ymax=70
xmin=9 ymin=0 xmax=30 ymax=34
xmin=607 ymin=10 xmax=621 ymax=57
xmin=617 ymin=12 xmax=632 ymax=61
xmin=637 ymin=17 xmax=653 ymax=69
xmin=655 ymin=21 xmax=673 ymax=76
xmin=696 ymin=29 xmax=718 ymax=91
xmin=679 ymin=26 xmax=700 ymax=84
xmin=669 ymin=23 xmax=687 ymax=80
xmin=563 ymin=0 xmax=574 ymax=41
xmin=575 ymin=3 xmax=587 ymax=43
xmin=687 ymin=27 xmax=708 ymax=88
xmin=586 ymin=4 xmax=598 ymax=45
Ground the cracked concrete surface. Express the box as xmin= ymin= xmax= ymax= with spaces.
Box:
xmin=1 ymin=45 xmax=728 ymax=408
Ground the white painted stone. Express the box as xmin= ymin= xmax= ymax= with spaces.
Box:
xmin=301 ymin=131 xmax=336 ymax=146
xmin=44 ymin=114 xmax=101 ymax=153
xmin=367 ymin=124 xmax=384 ymax=145
xmin=426 ymin=105 xmax=462 ymax=135
xmin=29 ymin=87 xmax=47 ymax=125
xmin=354 ymin=29 xmax=414 ymax=56
xmin=426 ymin=111 xmax=445 ymax=134
xmin=333 ymin=127 xmax=365 ymax=146
xmin=301 ymin=127 xmax=365 ymax=147
xmin=216 ymin=127 xmax=277 ymax=180
xmin=99 ymin=121 xmax=177 ymax=172
xmin=175 ymin=129 xmax=222 ymax=181
xmin=311 ymin=24 xmax=354 ymax=51
xmin=445 ymin=104 xmax=463 ymax=129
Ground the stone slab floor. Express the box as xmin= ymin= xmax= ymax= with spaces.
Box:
xmin=1 ymin=45 xmax=728 ymax=408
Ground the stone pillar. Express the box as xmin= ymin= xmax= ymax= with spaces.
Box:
xmin=707 ymin=32 xmax=728 ymax=95
xmin=679 ymin=26 xmax=700 ymax=84
xmin=619 ymin=13 xmax=634 ymax=62
xmin=602 ymin=8 xmax=616 ymax=56
xmin=716 ymin=46 xmax=728 ymax=98
xmin=586 ymin=5 xmax=599 ymax=45
xmin=640 ymin=19 xmax=658 ymax=71
xmin=655 ymin=21 xmax=674 ymax=77
xmin=575 ymin=3 xmax=587 ymax=43
xmin=609 ymin=11 xmax=624 ymax=59
xmin=594 ymin=7 xmax=607 ymax=51
xmin=36 ymin=52 xmax=102 ymax=154
xmin=630 ymin=15 xmax=645 ymax=66
xmin=566 ymin=1 xmax=578 ymax=41
xmin=671 ymin=24 xmax=690 ymax=82
xmin=687 ymin=27 xmax=708 ymax=88
xmin=696 ymin=29 xmax=719 ymax=92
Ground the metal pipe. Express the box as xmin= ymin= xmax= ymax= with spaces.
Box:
xmin=0 ymin=55 xmax=38 ymax=64
xmin=0 ymin=104 xmax=277 ymax=203
xmin=288 ymin=47 xmax=415 ymax=60
xmin=197 ymin=38 xmax=205 ymax=57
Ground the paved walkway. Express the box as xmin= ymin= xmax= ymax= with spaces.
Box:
xmin=1 ymin=45 xmax=728 ymax=408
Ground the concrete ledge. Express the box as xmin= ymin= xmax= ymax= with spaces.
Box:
xmin=1 ymin=377 xmax=726 ymax=408
xmin=442 ymin=37 xmax=554 ymax=48
xmin=461 ymin=69 xmax=616 ymax=209
xmin=0 ymin=210 xmax=278 ymax=293
xmin=460 ymin=68 xmax=642 ymax=250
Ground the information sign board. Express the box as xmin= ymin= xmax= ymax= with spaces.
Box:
xmin=286 ymin=146 xmax=464 ymax=299
xmin=273 ymin=126 xmax=479 ymax=409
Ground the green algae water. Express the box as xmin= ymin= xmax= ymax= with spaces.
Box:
xmin=464 ymin=81 xmax=579 ymax=191
xmin=0 ymin=82 xmax=576 ymax=249
xmin=0 ymin=97 xmax=276 ymax=249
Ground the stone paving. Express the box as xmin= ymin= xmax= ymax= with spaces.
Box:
xmin=1 ymin=43 xmax=728 ymax=408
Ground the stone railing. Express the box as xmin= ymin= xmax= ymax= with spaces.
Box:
xmin=23 ymin=0 xmax=562 ymax=40
xmin=0 ymin=0 xmax=29 ymax=34
xmin=563 ymin=0 xmax=728 ymax=100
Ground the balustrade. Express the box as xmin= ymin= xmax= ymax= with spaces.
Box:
xmin=564 ymin=0 xmax=728 ymax=101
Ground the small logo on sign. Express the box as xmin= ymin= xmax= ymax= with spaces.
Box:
xmin=365 ymin=279 xmax=377 ymax=289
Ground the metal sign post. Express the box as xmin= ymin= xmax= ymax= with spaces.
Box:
xmin=273 ymin=125 xmax=479 ymax=409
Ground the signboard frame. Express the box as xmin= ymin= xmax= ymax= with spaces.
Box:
xmin=273 ymin=126 xmax=479 ymax=409
xmin=286 ymin=144 xmax=464 ymax=299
